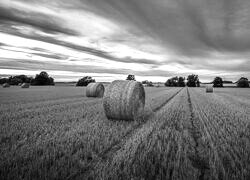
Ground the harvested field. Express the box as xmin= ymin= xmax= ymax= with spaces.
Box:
xmin=0 ymin=86 xmax=249 ymax=180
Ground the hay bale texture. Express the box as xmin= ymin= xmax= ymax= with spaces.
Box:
xmin=103 ymin=80 xmax=145 ymax=121
xmin=206 ymin=84 xmax=213 ymax=93
xmin=2 ymin=83 xmax=10 ymax=88
xmin=86 ymin=83 xmax=105 ymax=97
xmin=21 ymin=83 xmax=30 ymax=88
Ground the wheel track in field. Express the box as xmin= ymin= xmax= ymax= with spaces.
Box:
xmin=186 ymin=88 xmax=210 ymax=180
xmin=67 ymin=87 xmax=184 ymax=179
xmin=191 ymin=89 xmax=245 ymax=177
xmin=152 ymin=88 xmax=183 ymax=112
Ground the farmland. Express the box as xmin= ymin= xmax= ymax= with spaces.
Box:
xmin=0 ymin=86 xmax=250 ymax=180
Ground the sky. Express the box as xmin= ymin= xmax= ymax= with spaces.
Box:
xmin=0 ymin=0 xmax=250 ymax=82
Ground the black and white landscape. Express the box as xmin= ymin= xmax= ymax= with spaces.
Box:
xmin=0 ymin=0 xmax=250 ymax=180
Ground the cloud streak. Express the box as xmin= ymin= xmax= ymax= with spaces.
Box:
xmin=0 ymin=0 xmax=250 ymax=82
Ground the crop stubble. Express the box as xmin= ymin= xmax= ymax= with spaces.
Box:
xmin=0 ymin=86 xmax=249 ymax=180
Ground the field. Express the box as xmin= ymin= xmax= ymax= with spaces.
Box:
xmin=0 ymin=86 xmax=250 ymax=180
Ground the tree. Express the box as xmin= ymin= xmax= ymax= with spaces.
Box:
xmin=165 ymin=76 xmax=178 ymax=87
xmin=76 ymin=76 xmax=95 ymax=86
xmin=31 ymin=71 xmax=55 ymax=85
xmin=187 ymin=74 xmax=199 ymax=87
xmin=126 ymin=74 xmax=135 ymax=81
xmin=142 ymin=80 xmax=153 ymax=87
xmin=8 ymin=75 xmax=33 ymax=85
xmin=237 ymin=77 xmax=249 ymax=88
xmin=197 ymin=80 xmax=200 ymax=87
xmin=165 ymin=76 xmax=185 ymax=87
xmin=0 ymin=78 xmax=9 ymax=85
xmin=213 ymin=77 xmax=223 ymax=87
xmin=9 ymin=76 xmax=22 ymax=85
xmin=178 ymin=77 xmax=186 ymax=87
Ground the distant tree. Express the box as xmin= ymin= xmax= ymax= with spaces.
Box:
xmin=9 ymin=76 xmax=22 ymax=85
xmin=187 ymin=74 xmax=199 ymax=87
xmin=8 ymin=75 xmax=33 ymax=85
xmin=148 ymin=81 xmax=154 ymax=87
xmin=142 ymin=80 xmax=148 ymax=84
xmin=178 ymin=77 xmax=186 ymax=87
xmin=165 ymin=79 xmax=172 ymax=87
xmin=237 ymin=77 xmax=249 ymax=88
xmin=142 ymin=80 xmax=153 ymax=87
xmin=165 ymin=76 xmax=185 ymax=87
xmin=14 ymin=75 xmax=32 ymax=83
xmin=213 ymin=77 xmax=223 ymax=87
xmin=76 ymin=76 xmax=95 ymax=86
xmin=165 ymin=76 xmax=178 ymax=87
xmin=31 ymin=71 xmax=55 ymax=85
xmin=197 ymin=80 xmax=200 ymax=87
xmin=0 ymin=78 xmax=9 ymax=84
xmin=126 ymin=74 xmax=136 ymax=81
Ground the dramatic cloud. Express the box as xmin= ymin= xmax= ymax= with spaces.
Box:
xmin=0 ymin=0 xmax=250 ymax=82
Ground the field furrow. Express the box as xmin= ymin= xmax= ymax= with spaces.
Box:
xmin=188 ymin=87 xmax=250 ymax=180
xmin=0 ymin=86 xmax=183 ymax=179
xmin=83 ymin=88 xmax=200 ymax=179
xmin=1 ymin=86 xmax=250 ymax=180
xmin=70 ymin=87 xmax=185 ymax=179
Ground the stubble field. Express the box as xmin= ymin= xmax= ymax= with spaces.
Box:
xmin=0 ymin=86 xmax=250 ymax=180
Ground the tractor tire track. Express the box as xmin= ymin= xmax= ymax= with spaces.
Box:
xmin=186 ymin=88 xmax=210 ymax=180
xmin=152 ymin=88 xmax=184 ymax=112
xmin=67 ymin=88 xmax=184 ymax=179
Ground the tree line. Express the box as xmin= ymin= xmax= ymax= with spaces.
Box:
xmin=0 ymin=71 xmax=54 ymax=86
xmin=165 ymin=75 xmax=249 ymax=88
xmin=1 ymin=72 xmax=249 ymax=88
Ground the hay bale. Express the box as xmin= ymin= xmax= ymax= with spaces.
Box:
xmin=103 ymin=80 xmax=145 ymax=121
xmin=21 ymin=83 xmax=30 ymax=88
xmin=18 ymin=83 xmax=22 ymax=86
xmin=206 ymin=84 xmax=213 ymax=93
xmin=86 ymin=83 xmax=105 ymax=97
xmin=2 ymin=83 xmax=10 ymax=88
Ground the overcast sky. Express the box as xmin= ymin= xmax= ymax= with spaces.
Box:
xmin=0 ymin=0 xmax=250 ymax=82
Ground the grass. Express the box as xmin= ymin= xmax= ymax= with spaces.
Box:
xmin=0 ymin=86 xmax=250 ymax=179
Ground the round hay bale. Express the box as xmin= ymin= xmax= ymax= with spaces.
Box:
xmin=18 ymin=83 xmax=22 ymax=86
xmin=103 ymin=80 xmax=145 ymax=121
xmin=86 ymin=83 xmax=105 ymax=97
xmin=2 ymin=83 xmax=10 ymax=88
xmin=206 ymin=84 xmax=213 ymax=93
xmin=21 ymin=83 xmax=30 ymax=88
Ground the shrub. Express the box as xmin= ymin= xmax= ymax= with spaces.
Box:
xmin=142 ymin=80 xmax=154 ymax=87
xmin=237 ymin=77 xmax=249 ymax=88
xmin=76 ymin=76 xmax=95 ymax=86
xmin=126 ymin=74 xmax=136 ymax=81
